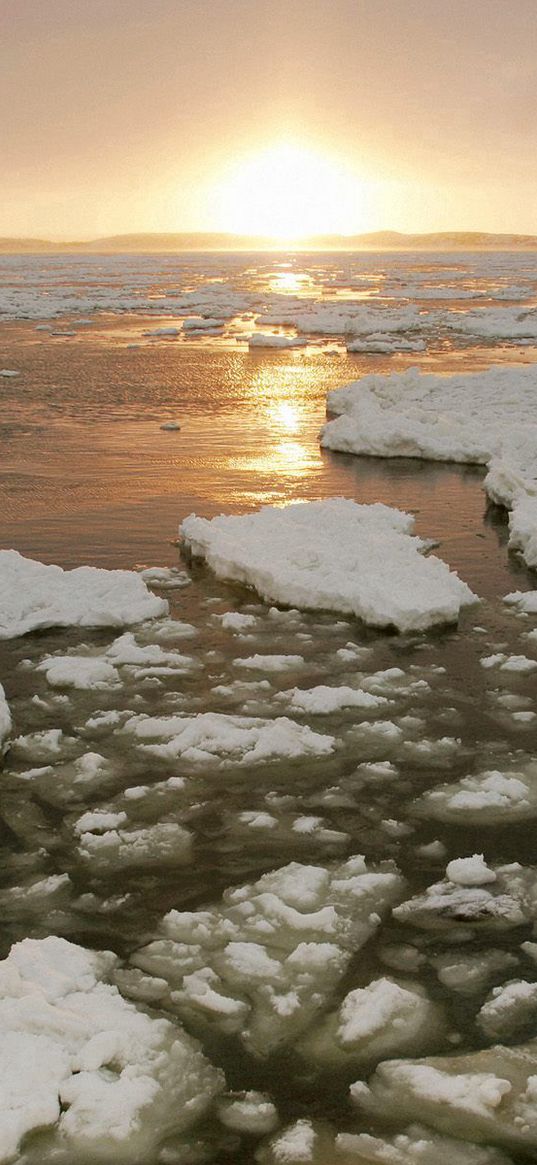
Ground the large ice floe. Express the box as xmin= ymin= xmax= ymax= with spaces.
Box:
xmin=0 ymin=935 xmax=222 ymax=1164
xmin=126 ymin=857 xmax=404 ymax=1056
xmin=0 ymin=551 xmax=167 ymax=639
xmin=321 ymin=366 xmax=537 ymax=465
xmin=181 ymin=499 xmax=476 ymax=632
xmin=320 ymin=366 xmax=537 ymax=570
xmin=354 ymin=1038 xmax=537 ymax=1156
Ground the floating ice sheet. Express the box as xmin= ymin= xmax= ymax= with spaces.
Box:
xmin=321 ymin=367 xmax=537 ymax=571
xmin=0 ymin=551 xmax=167 ymax=639
xmin=181 ymin=499 xmax=476 ymax=632
xmin=321 ymin=366 xmax=537 ymax=465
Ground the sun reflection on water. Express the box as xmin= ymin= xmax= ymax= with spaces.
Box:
xmin=267 ymin=270 xmax=314 ymax=295
xmin=266 ymin=400 xmax=301 ymax=433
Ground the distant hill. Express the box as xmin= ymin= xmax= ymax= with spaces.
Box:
xmin=2 ymin=230 xmax=537 ymax=253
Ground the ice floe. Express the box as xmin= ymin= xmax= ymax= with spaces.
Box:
xmin=279 ymin=684 xmax=387 ymax=715
xmin=36 ymin=655 xmax=122 ymax=690
xmin=33 ymin=631 xmax=196 ymax=691
xmin=0 ymin=935 xmax=222 ymax=1163
xmin=321 ymin=366 xmax=537 ymax=465
xmin=415 ymin=767 xmax=537 ymax=825
xmin=431 ymin=951 xmax=518 ymax=998
xmin=354 ymin=1039 xmax=537 ymax=1155
xmin=138 ymin=566 xmax=191 ymax=588
xmin=297 ymin=976 xmax=447 ymax=1069
xmin=477 ymin=980 xmax=537 ymax=1040
xmin=0 ymin=551 xmax=167 ymax=639
xmin=127 ymin=857 xmax=404 ymax=1056
xmin=181 ymin=499 xmax=476 ymax=632
xmin=234 ymin=653 xmax=306 ymax=672
xmin=218 ymin=1090 xmax=278 ymax=1134
xmin=321 ymin=366 xmax=537 ymax=571
xmin=248 ymin=333 xmax=307 ymax=348
xmin=504 ymin=590 xmax=537 ymax=614
xmin=346 ymin=334 xmax=426 ymax=354
xmin=122 ymin=710 xmax=335 ymax=765
xmin=76 ymin=818 xmax=193 ymax=872
xmin=393 ymin=862 xmax=537 ymax=931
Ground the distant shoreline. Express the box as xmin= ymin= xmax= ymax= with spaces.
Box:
xmin=3 ymin=230 xmax=537 ymax=254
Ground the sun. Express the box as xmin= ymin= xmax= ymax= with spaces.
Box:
xmin=208 ymin=141 xmax=372 ymax=242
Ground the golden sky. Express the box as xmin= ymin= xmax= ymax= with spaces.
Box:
xmin=3 ymin=0 xmax=537 ymax=239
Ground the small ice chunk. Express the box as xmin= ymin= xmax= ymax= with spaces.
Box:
xmin=478 ymin=980 xmax=537 ymax=1039
xmin=217 ymin=1090 xmax=278 ymax=1134
xmin=37 ymin=655 xmax=121 ymax=690
xmin=137 ymin=566 xmax=190 ymax=589
xmin=282 ymin=684 xmax=387 ymax=714
xmin=234 ymin=654 xmax=305 ymax=671
xmin=216 ymin=611 xmax=258 ymax=631
xmin=505 ymin=591 xmax=537 ymax=615
xmin=447 ymin=856 xmax=497 ymax=887
xmin=123 ymin=711 xmax=334 ymax=766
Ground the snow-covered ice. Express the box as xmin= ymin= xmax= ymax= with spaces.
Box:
xmin=297 ymin=977 xmax=446 ymax=1068
xmin=0 ymin=936 xmax=222 ymax=1163
xmin=321 ymin=366 xmax=537 ymax=572
xmin=37 ymin=655 xmax=122 ymax=690
xmin=128 ymin=857 xmax=404 ymax=1056
xmin=415 ymin=767 xmax=537 ymax=825
xmin=123 ymin=710 xmax=335 ymax=765
xmin=76 ymin=818 xmax=193 ymax=872
xmin=0 ymin=551 xmax=167 ymax=639
xmin=280 ymin=684 xmax=387 ymax=715
xmin=354 ymin=1040 xmax=537 ymax=1155
xmin=321 ymin=366 xmax=537 ymax=466
xmin=504 ymin=590 xmax=537 ymax=614
xmin=477 ymin=980 xmax=537 ymax=1040
xmin=181 ymin=499 xmax=476 ymax=632
xmin=248 ymin=333 xmax=307 ymax=348
xmin=393 ymin=862 xmax=537 ymax=931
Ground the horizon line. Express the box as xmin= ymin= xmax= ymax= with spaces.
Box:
xmin=3 ymin=227 xmax=537 ymax=254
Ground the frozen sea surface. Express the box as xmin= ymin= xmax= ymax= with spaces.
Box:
xmin=2 ymin=253 xmax=537 ymax=1163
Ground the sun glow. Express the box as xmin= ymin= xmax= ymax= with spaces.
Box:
xmin=208 ymin=142 xmax=373 ymax=242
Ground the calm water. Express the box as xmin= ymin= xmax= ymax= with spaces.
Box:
xmin=2 ymin=253 xmax=537 ymax=1163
